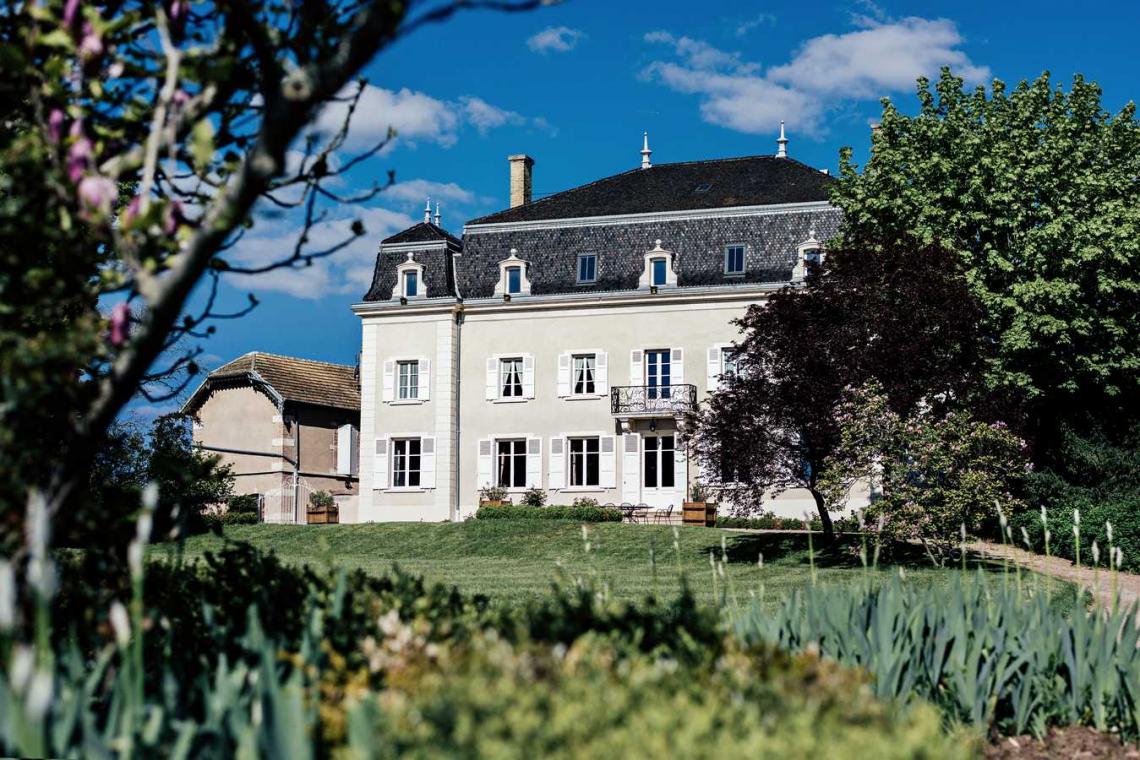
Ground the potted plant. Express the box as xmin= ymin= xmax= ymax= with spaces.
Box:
xmin=682 ymin=481 xmax=717 ymax=527
xmin=307 ymin=490 xmax=338 ymax=524
xmin=478 ymin=484 xmax=510 ymax=507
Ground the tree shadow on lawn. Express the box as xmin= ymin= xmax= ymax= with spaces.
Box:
xmin=707 ymin=533 xmax=982 ymax=571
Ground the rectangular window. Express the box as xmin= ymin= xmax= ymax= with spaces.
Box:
xmin=397 ymin=360 xmax=419 ymax=400
xmin=724 ymin=244 xmax=746 ymax=275
xmin=569 ymin=437 xmax=600 ymax=487
xmin=721 ymin=349 xmax=737 ymax=377
xmin=403 ymin=271 xmax=418 ymax=297
xmin=507 ymin=266 xmax=522 ymax=294
xmin=645 ymin=349 xmax=671 ymax=400
xmin=643 ymin=435 xmax=675 ymax=489
xmin=577 ymin=253 xmax=597 ymax=283
xmin=572 ymin=354 xmax=596 ymax=395
xmin=651 ymin=257 xmax=667 ymax=286
xmin=496 ymin=439 xmax=527 ymax=488
xmin=391 ymin=438 xmax=421 ymax=488
xmin=803 ymin=247 xmax=823 ymax=274
xmin=500 ymin=357 xmax=523 ymax=397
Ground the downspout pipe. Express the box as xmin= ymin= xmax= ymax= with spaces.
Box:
xmin=450 ymin=246 xmax=464 ymax=521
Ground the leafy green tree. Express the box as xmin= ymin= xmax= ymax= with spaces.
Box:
xmin=833 ymin=69 xmax=1140 ymax=450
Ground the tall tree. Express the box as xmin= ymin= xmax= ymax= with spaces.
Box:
xmin=833 ymin=69 xmax=1140 ymax=453
xmin=690 ymin=238 xmax=983 ymax=537
xmin=0 ymin=0 xmax=542 ymax=550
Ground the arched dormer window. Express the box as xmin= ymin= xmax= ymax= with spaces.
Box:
xmin=392 ymin=253 xmax=427 ymax=301
xmin=639 ymin=240 xmax=677 ymax=290
xmin=793 ymin=231 xmax=824 ymax=281
xmin=495 ymin=249 xmax=532 ymax=297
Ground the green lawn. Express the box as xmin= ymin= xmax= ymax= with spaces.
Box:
xmin=151 ymin=521 xmax=1055 ymax=607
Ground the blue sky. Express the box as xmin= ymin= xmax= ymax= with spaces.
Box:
xmin=132 ymin=0 xmax=1140 ymax=418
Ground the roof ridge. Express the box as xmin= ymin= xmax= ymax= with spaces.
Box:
xmin=251 ymin=351 xmax=356 ymax=370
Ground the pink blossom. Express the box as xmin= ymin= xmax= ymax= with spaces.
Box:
xmin=169 ymin=0 xmax=184 ymax=21
xmin=78 ymin=22 xmax=103 ymax=61
xmin=48 ymin=110 xmax=66 ymax=143
xmin=77 ymin=175 xmax=116 ymax=216
xmin=62 ymin=0 xmax=81 ymax=29
xmin=67 ymin=136 xmax=92 ymax=183
xmin=162 ymin=200 xmax=186 ymax=234
xmin=120 ymin=195 xmax=142 ymax=228
xmin=109 ymin=302 xmax=130 ymax=346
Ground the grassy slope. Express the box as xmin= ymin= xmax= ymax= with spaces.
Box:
xmin=151 ymin=521 xmax=1049 ymax=606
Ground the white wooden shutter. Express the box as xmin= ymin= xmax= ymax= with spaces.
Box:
xmin=350 ymin=426 xmax=360 ymax=476
xmin=595 ymin=352 xmax=608 ymax=394
xmin=673 ymin=440 xmax=687 ymax=500
xmin=671 ymin=348 xmax=685 ymax=386
xmin=522 ymin=355 xmax=536 ymax=398
xmin=548 ymin=437 xmax=566 ymax=489
xmin=629 ymin=350 xmax=643 ymax=385
xmin=485 ymin=358 xmax=498 ymax=400
xmin=600 ymin=436 xmax=616 ymax=489
xmin=557 ymin=353 xmax=571 ymax=397
xmin=417 ymin=359 xmax=431 ymax=401
xmin=477 ymin=439 xmax=493 ymax=487
xmin=420 ymin=436 xmax=436 ymax=489
xmin=706 ymin=346 xmax=722 ymax=393
xmin=373 ymin=437 xmax=388 ymax=489
xmin=621 ymin=433 xmax=640 ymax=503
xmin=382 ymin=361 xmax=395 ymax=402
xmin=526 ymin=437 xmax=542 ymax=487
xmin=336 ymin=424 xmax=353 ymax=475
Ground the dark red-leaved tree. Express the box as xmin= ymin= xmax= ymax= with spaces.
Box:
xmin=690 ymin=237 xmax=986 ymax=538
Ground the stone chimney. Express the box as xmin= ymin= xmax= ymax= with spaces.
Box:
xmin=508 ymin=154 xmax=534 ymax=208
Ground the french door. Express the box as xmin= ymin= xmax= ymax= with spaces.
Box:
xmin=645 ymin=349 xmax=671 ymax=400
xmin=642 ymin=434 xmax=680 ymax=507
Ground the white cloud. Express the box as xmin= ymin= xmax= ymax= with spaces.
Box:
xmin=385 ymin=178 xmax=477 ymax=207
xmin=527 ymin=26 xmax=586 ymax=54
xmin=313 ymin=85 xmax=553 ymax=153
xmin=642 ymin=17 xmax=988 ymax=138
xmin=733 ymin=13 xmax=776 ymax=37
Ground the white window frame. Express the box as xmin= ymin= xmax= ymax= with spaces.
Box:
xmin=391 ymin=253 xmax=427 ymax=300
xmin=576 ymin=252 xmax=597 ymax=284
xmin=382 ymin=356 xmax=430 ymax=404
xmin=494 ymin=249 xmax=532 ymax=296
xmin=500 ymin=357 xmax=524 ymax=398
xmin=723 ymin=243 xmax=746 ymax=276
xmin=486 ymin=353 xmax=535 ymax=403
xmin=396 ymin=360 xmax=419 ymax=400
xmin=706 ymin=342 xmax=736 ymax=393
xmin=638 ymin=240 xmax=677 ymax=290
xmin=793 ymin=232 xmax=824 ymax=280
xmin=568 ymin=436 xmax=601 ymax=488
xmin=548 ymin=431 xmax=615 ymax=492
xmin=390 ymin=437 xmax=422 ymax=490
xmin=557 ymin=350 xmax=607 ymax=399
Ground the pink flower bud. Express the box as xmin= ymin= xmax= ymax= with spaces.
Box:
xmin=67 ymin=136 xmax=92 ymax=183
xmin=120 ymin=195 xmax=142 ymax=229
xmin=62 ymin=0 xmax=81 ymax=29
xmin=77 ymin=175 xmax=116 ymax=217
xmin=109 ymin=302 xmax=130 ymax=346
xmin=48 ymin=109 xmax=66 ymax=143
xmin=78 ymin=22 xmax=103 ymax=61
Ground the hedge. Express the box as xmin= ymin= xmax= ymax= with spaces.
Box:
xmin=475 ymin=505 xmax=622 ymax=522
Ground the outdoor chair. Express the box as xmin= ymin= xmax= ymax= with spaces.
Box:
xmin=618 ymin=502 xmax=636 ymax=523
xmin=654 ymin=504 xmax=673 ymax=524
xmin=633 ymin=503 xmax=651 ymax=524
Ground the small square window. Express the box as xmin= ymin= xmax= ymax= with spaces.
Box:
xmin=651 ymin=257 xmax=667 ymax=286
xmin=403 ymin=271 xmax=418 ymax=297
xmin=724 ymin=244 xmax=745 ymax=275
xmin=577 ymin=253 xmax=597 ymax=283
xmin=506 ymin=266 xmax=522 ymax=294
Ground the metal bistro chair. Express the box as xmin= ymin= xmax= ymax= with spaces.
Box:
xmin=633 ymin=503 xmax=651 ymax=524
xmin=654 ymin=504 xmax=674 ymax=525
xmin=618 ymin=502 xmax=636 ymax=523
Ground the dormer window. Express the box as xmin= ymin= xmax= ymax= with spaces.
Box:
xmin=577 ymin=253 xmax=597 ymax=284
xmin=495 ymin=249 xmax=532 ymax=297
xmin=724 ymin=244 xmax=746 ymax=276
xmin=392 ymin=252 xmax=427 ymax=301
xmin=793 ymin=230 xmax=824 ymax=281
xmin=639 ymin=240 xmax=678 ymax=290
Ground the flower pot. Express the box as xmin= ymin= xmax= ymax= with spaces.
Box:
xmin=682 ymin=502 xmax=717 ymax=527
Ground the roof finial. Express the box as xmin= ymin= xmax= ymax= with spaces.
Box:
xmin=423 ymin=197 xmax=431 ymax=224
xmin=640 ymin=131 xmax=652 ymax=169
xmin=433 ymin=202 xmax=441 ymax=227
xmin=776 ymin=121 xmax=788 ymax=159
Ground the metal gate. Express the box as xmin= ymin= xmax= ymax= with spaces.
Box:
xmin=261 ymin=475 xmax=316 ymax=524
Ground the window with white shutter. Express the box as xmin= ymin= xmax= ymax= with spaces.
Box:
xmin=336 ymin=424 xmax=358 ymax=476
xmin=600 ymin=436 xmax=616 ymax=488
xmin=417 ymin=359 xmax=431 ymax=401
xmin=382 ymin=361 xmax=395 ymax=402
xmin=621 ymin=433 xmax=640 ymax=503
xmin=373 ymin=437 xmax=388 ymax=489
xmin=548 ymin=436 xmax=566 ymax=489
xmin=485 ymin=358 xmax=498 ymax=400
xmin=629 ymin=350 xmax=643 ymax=385
xmin=477 ymin=439 xmax=493 ymax=487
xmin=526 ymin=437 xmax=542 ymax=488
xmin=557 ymin=354 xmax=571 ymax=397
xmin=706 ymin=346 xmax=722 ymax=393
xmin=522 ymin=355 xmax=535 ymax=398
xmin=670 ymin=348 xmax=685 ymax=386
xmin=420 ymin=436 xmax=436 ymax=489
xmin=595 ymin=352 xmax=608 ymax=394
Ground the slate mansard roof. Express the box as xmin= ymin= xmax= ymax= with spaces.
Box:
xmin=362 ymin=152 xmax=840 ymax=303
xmin=467 ymin=155 xmax=834 ymax=225
xmin=183 ymin=352 xmax=361 ymax=414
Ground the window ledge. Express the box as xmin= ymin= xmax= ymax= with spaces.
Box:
xmin=563 ymin=394 xmax=604 ymax=401
xmin=491 ymin=397 xmax=531 ymax=404
xmin=722 ymin=272 xmax=746 ymax=278
xmin=557 ymin=486 xmax=612 ymax=493
xmin=383 ymin=487 xmax=430 ymax=493
xmin=388 ymin=399 xmax=426 ymax=406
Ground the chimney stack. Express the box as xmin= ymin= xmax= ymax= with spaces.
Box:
xmin=508 ymin=154 xmax=534 ymax=208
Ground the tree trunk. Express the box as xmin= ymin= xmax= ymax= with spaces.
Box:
xmin=810 ymin=489 xmax=835 ymax=541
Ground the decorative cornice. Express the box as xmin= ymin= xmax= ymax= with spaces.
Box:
xmin=378 ymin=240 xmax=455 ymax=253
xmin=462 ymin=200 xmax=835 ymax=235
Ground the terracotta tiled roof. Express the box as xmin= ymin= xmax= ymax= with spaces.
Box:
xmin=184 ymin=352 xmax=360 ymax=413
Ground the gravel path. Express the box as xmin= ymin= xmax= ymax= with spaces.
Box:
xmin=972 ymin=540 xmax=1140 ymax=614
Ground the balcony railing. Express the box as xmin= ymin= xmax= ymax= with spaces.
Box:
xmin=610 ymin=384 xmax=697 ymax=417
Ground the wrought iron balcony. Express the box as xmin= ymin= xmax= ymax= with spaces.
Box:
xmin=610 ymin=384 xmax=697 ymax=417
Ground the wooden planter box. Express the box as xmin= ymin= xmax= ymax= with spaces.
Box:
xmin=479 ymin=499 xmax=511 ymax=508
xmin=306 ymin=504 xmax=339 ymax=524
xmin=682 ymin=502 xmax=717 ymax=527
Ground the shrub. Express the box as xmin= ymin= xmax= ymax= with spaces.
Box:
xmin=478 ymin=484 xmax=509 ymax=503
xmin=571 ymin=496 xmax=599 ymax=509
xmin=309 ymin=490 xmax=335 ymax=509
xmin=475 ymin=505 xmax=621 ymax=522
xmin=203 ymin=510 xmax=260 ymax=529
xmin=717 ymin=514 xmax=816 ymax=530
xmin=227 ymin=493 xmax=260 ymax=514
xmin=521 ymin=487 xmax=548 ymax=507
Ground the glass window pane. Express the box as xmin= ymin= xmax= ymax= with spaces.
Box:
xmin=644 ymin=438 xmax=658 ymax=488
xmin=507 ymin=267 xmax=521 ymax=294
xmin=652 ymin=258 xmax=666 ymax=285
xmin=661 ymin=447 xmax=675 ymax=488
xmin=405 ymin=271 xmax=417 ymax=297
xmin=586 ymin=439 xmax=599 ymax=486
